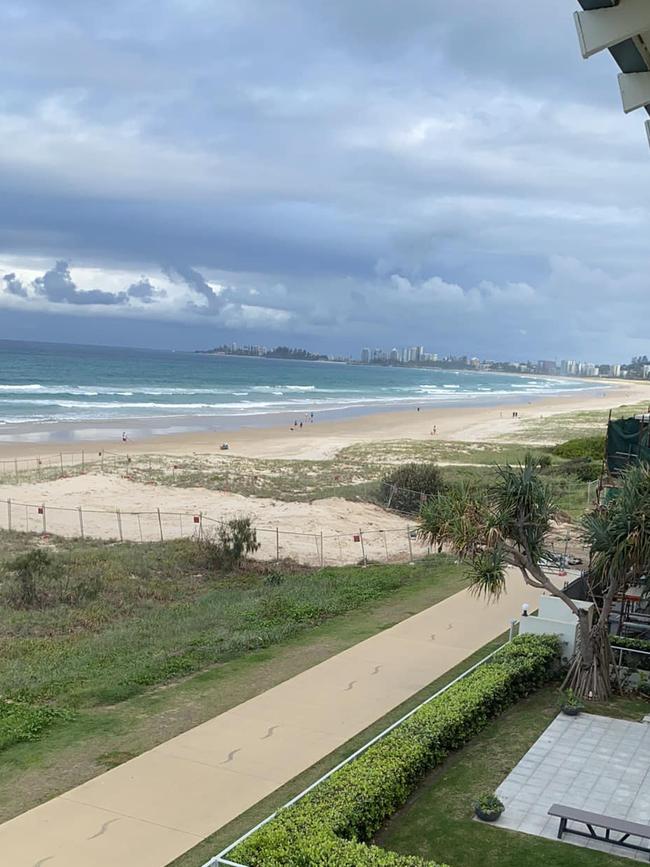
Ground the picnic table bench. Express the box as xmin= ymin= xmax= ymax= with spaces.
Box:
xmin=549 ymin=803 xmax=650 ymax=859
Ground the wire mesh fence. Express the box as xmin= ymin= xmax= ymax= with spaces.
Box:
xmin=0 ymin=496 xmax=431 ymax=567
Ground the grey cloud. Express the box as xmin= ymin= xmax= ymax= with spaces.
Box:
xmin=0 ymin=1 xmax=647 ymax=359
xmin=163 ymin=264 xmax=225 ymax=313
xmin=33 ymin=260 xmax=127 ymax=305
xmin=127 ymin=277 xmax=166 ymax=304
xmin=3 ymin=272 xmax=27 ymax=297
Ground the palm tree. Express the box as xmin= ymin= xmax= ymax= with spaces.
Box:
xmin=417 ymin=455 xmax=650 ymax=701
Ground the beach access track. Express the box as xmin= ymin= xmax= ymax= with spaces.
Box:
xmin=0 ymin=574 xmax=540 ymax=867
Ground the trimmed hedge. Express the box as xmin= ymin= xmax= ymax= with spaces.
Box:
xmin=234 ymin=634 xmax=559 ymax=867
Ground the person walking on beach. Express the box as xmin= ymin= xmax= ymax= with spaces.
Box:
xmin=121 ymin=431 xmax=128 ymax=443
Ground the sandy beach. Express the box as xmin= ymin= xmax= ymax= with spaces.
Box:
xmin=0 ymin=378 xmax=648 ymax=462
xmin=0 ymin=379 xmax=648 ymax=561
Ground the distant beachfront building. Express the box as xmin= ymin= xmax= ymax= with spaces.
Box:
xmin=611 ymin=363 xmax=622 ymax=377
xmin=561 ymin=359 xmax=579 ymax=375
xmin=537 ymin=360 xmax=557 ymax=374
xmin=361 ymin=347 xmax=370 ymax=363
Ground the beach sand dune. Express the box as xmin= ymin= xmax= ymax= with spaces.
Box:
xmin=0 ymin=473 xmax=421 ymax=565
xmin=1 ymin=380 xmax=649 ymax=564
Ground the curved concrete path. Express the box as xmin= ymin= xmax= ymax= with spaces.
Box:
xmin=0 ymin=575 xmax=540 ymax=867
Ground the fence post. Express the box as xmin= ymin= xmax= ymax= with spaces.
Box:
xmin=276 ymin=527 xmax=280 ymax=562
xmin=199 ymin=511 xmax=203 ymax=540
xmin=100 ymin=451 xmax=105 ymax=471
xmin=320 ymin=530 xmax=324 ymax=568
xmin=157 ymin=508 xmax=164 ymax=541
xmin=116 ymin=509 xmax=123 ymax=542
xmin=78 ymin=507 xmax=84 ymax=539
xmin=359 ymin=529 xmax=367 ymax=566
xmin=59 ymin=453 xmax=64 ymax=473
xmin=508 ymin=619 xmax=517 ymax=642
xmin=41 ymin=504 xmax=46 ymax=535
xmin=382 ymin=530 xmax=389 ymax=561
xmin=7 ymin=498 xmax=11 ymax=532
xmin=407 ymin=524 xmax=414 ymax=564
xmin=81 ymin=450 xmax=85 ymax=472
xmin=14 ymin=459 xmax=18 ymax=481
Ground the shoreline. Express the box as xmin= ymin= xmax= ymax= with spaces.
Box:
xmin=0 ymin=379 xmax=648 ymax=462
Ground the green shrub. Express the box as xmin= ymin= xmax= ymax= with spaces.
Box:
xmin=1 ymin=547 xmax=103 ymax=609
xmin=380 ymin=463 xmax=445 ymax=515
xmin=3 ymin=549 xmax=54 ymax=607
xmin=0 ymin=699 xmax=72 ymax=751
xmin=544 ymin=456 xmax=600 ymax=483
xmin=234 ymin=634 xmax=559 ymax=867
xmin=553 ymin=436 xmax=605 ymax=461
xmin=200 ymin=516 xmax=261 ymax=570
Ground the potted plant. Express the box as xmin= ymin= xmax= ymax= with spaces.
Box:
xmin=560 ymin=688 xmax=584 ymax=716
xmin=474 ymin=793 xmax=504 ymax=822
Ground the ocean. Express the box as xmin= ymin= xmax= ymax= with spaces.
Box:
xmin=0 ymin=340 xmax=596 ymax=439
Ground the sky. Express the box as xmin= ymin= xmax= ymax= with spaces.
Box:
xmin=0 ymin=0 xmax=648 ymax=362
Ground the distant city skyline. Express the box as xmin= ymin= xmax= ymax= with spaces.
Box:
xmin=357 ymin=344 xmax=641 ymax=379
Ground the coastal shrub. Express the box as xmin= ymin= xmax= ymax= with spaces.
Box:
xmin=544 ymin=457 xmax=600 ymax=483
xmin=0 ymin=699 xmax=72 ymax=751
xmin=553 ymin=436 xmax=605 ymax=462
xmin=234 ymin=634 xmax=559 ymax=867
xmin=380 ymin=463 xmax=445 ymax=514
xmin=201 ymin=516 xmax=261 ymax=571
xmin=1 ymin=548 xmax=103 ymax=609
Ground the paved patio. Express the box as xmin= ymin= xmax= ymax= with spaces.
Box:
xmin=495 ymin=713 xmax=650 ymax=861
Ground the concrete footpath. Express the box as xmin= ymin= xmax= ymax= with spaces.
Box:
xmin=0 ymin=577 xmax=540 ymax=867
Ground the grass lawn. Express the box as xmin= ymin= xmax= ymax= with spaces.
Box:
xmin=0 ymin=530 xmax=465 ymax=821
xmin=375 ymin=687 xmax=648 ymax=867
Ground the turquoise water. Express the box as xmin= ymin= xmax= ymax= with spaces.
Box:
xmin=0 ymin=340 xmax=593 ymax=431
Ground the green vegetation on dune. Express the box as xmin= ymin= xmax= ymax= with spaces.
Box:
xmin=501 ymin=400 xmax=649 ymax=445
xmin=0 ymin=529 xmax=464 ymax=752
xmin=0 ymin=535 xmax=466 ymax=822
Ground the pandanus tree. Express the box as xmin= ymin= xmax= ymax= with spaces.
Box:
xmin=572 ymin=463 xmax=650 ymax=698
xmin=417 ymin=455 xmax=650 ymax=701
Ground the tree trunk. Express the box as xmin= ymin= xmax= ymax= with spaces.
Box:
xmin=563 ymin=609 xmax=613 ymax=701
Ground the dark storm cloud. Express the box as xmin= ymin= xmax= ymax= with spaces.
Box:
xmin=33 ymin=260 xmax=127 ymax=305
xmin=0 ymin=0 xmax=648 ymax=358
xmin=3 ymin=272 xmax=27 ymax=297
xmin=163 ymin=264 xmax=224 ymax=313
xmin=127 ymin=277 xmax=165 ymax=304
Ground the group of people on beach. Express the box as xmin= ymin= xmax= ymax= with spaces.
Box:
xmin=290 ymin=412 xmax=314 ymax=431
